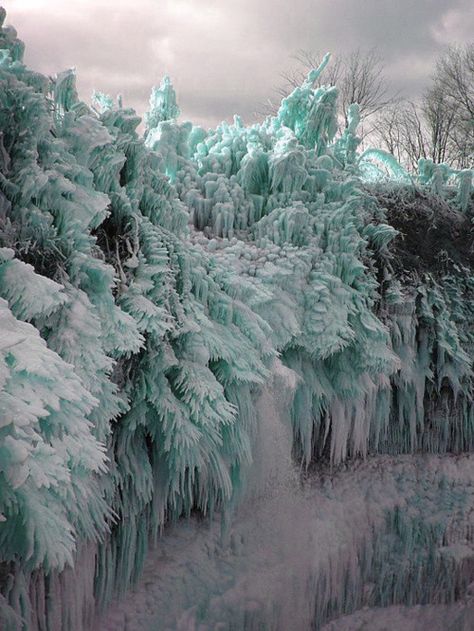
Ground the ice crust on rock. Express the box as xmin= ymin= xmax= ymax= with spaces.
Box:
xmin=0 ymin=9 xmax=473 ymax=630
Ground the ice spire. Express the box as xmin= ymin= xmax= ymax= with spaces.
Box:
xmin=144 ymin=75 xmax=180 ymax=134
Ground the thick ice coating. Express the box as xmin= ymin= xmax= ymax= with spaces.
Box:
xmin=0 ymin=10 xmax=473 ymax=630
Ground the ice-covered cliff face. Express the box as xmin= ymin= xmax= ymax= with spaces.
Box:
xmin=0 ymin=9 xmax=473 ymax=630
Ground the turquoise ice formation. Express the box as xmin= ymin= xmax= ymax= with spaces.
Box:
xmin=0 ymin=9 xmax=473 ymax=630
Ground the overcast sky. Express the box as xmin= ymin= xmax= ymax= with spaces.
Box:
xmin=3 ymin=0 xmax=474 ymax=128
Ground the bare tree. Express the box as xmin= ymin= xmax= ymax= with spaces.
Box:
xmin=422 ymin=83 xmax=459 ymax=165
xmin=374 ymin=44 xmax=473 ymax=171
xmin=373 ymin=100 xmax=430 ymax=171
xmin=437 ymin=45 xmax=474 ymax=120
xmin=432 ymin=44 xmax=474 ymax=167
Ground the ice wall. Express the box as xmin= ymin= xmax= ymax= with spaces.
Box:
xmin=0 ymin=9 xmax=473 ymax=630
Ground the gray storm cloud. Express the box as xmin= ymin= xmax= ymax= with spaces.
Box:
xmin=4 ymin=0 xmax=474 ymax=128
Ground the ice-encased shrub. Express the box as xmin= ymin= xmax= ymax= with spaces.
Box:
xmin=0 ymin=9 xmax=472 ymax=628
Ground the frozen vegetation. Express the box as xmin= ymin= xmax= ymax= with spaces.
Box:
xmin=0 ymin=8 xmax=473 ymax=630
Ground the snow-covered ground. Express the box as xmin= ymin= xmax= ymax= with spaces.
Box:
xmin=95 ymin=454 xmax=474 ymax=630
xmin=95 ymin=383 xmax=474 ymax=631
xmin=322 ymin=601 xmax=474 ymax=631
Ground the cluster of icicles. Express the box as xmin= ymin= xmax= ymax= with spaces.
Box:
xmin=0 ymin=9 xmax=473 ymax=630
